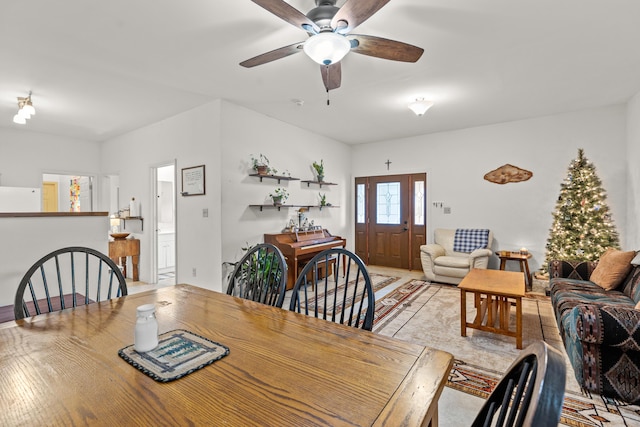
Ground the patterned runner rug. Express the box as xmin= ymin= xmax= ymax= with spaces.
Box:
xmin=372 ymin=279 xmax=430 ymax=331
xmin=303 ymin=273 xmax=400 ymax=316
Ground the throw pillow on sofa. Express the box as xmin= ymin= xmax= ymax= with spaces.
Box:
xmin=590 ymin=248 xmax=637 ymax=291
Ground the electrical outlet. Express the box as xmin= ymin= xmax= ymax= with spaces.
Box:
xmin=192 ymin=268 xmax=197 ymax=277
xmin=203 ymin=208 xmax=208 ymax=218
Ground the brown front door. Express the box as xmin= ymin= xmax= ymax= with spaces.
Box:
xmin=354 ymin=173 xmax=426 ymax=269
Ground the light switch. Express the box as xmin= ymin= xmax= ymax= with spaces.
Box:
xmin=444 ymin=207 xmax=452 ymax=214
xmin=203 ymin=208 xmax=208 ymax=218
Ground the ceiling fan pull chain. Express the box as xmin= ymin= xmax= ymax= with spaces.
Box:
xmin=326 ymin=65 xmax=331 ymax=105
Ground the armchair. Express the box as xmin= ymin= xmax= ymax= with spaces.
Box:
xmin=420 ymin=228 xmax=493 ymax=284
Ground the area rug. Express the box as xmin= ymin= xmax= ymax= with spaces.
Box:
xmin=301 ymin=273 xmax=399 ymax=317
xmin=372 ymin=279 xmax=430 ymax=331
xmin=448 ymin=359 xmax=640 ymax=426
xmin=373 ymin=282 xmax=640 ymax=427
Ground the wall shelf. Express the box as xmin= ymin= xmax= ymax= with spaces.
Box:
xmin=249 ymin=204 xmax=339 ymax=212
xmin=249 ymin=173 xmax=300 ymax=184
xmin=119 ymin=216 xmax=144 ymax=231
xmin=301 ymin=180 xmax=337 ymax=188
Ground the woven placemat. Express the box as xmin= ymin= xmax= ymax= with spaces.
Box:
xmin=118 ymin=329 xmax=229 ymax=382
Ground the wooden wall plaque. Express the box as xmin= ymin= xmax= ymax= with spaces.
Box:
xmin=484 ymin=164 xmax=533 ymax=184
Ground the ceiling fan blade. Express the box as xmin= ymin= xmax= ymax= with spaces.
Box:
xmin=331 ymin=0 xmax=390 ymax=34
xmin=321 ymin=62 xmax=341 ymax=91
xmin=251 ymin=0 xmax=320 ymax=33
xmin=240 ymin=42 xmax=304 ymax=68
xmin=349 ymin=34 xmax=424 ymax=62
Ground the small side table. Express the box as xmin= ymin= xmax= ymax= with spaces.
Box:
xmin=109 ymin=238 xmax=140 ymax=281
xmin=496 ymin=251 xmax=532 ymax=290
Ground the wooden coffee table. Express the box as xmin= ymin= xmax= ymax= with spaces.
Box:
xmin=459 ymin=268 xmax=526 ymax=349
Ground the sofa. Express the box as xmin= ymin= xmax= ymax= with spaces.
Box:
xmin=420 ymin=228 xmax=493 ymax=285
xmin=549 ymin=257 xmax=640 ymax=403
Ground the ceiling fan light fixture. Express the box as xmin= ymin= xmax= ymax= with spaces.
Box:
xmin=303 ymin=31 xmax=351 ymax=65
xmin=408 ymin=98 xmax=434 ymax=116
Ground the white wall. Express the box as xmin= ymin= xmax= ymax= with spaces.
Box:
xmin=352 ymin=105 xmax=628 ymax=273
xmin=0 ymin=215 xmax=108 ymax=306
xmin=101 ymin=101 xmax=222 ymax=290
xmin=0 ymin=100 xmax=635 ymax=303
xmin=627 ymin=91 xmax=640 ymax=249
xmin=0 ymin=129 xmax=107 ymax=305
xmin=0 ymin=127 xmax=101 ymax=188
xmin=100 ymin=99 xmax=351 ymax=291
xmin=220 ymin=101 xmax=352 ymax=271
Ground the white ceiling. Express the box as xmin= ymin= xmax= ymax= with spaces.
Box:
xmin=2 ymin=0 xmax=640 ymax=145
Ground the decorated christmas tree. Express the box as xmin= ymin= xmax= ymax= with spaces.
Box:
xmin=542 ymin=148 xmax=620 ymax=273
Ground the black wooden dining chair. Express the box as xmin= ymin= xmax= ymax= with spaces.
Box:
xmin=472 ymin=341 xmax=566 ymax=427
xmin=226 ymin=243 xmax=288 ymax=308
xmin=289 ymin=248 xmax=375 ymax=331
xmin=14 ymin=246 xmax=128 ymax=320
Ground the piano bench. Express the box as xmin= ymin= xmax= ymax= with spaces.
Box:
xmin=299 ymin=255 xmax=338 ymax=290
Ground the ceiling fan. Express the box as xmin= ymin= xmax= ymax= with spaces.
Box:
xmin=240 ymin=0 xmax=424 ymax=92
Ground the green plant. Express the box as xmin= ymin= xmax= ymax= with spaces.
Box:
xmin=270 ymin=187 xmax=289 ymax=203
xmin=319 ymin=192 xmax=327 ymax=207
xmin=234 ymin=244 xmax=283 ymax=288
xmin=251 ymin=153 xmax=269 ymax=167
xmin=312 ymin=159 xmax=324 ymax=176
xmin=250 ymin=153 xmax=271 ymax=173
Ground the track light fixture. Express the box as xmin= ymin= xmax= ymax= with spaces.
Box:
xmin=408 ymin=98 xmax=434 ymax=116
xmin=13 ymin=92 xmax=35 ymax=124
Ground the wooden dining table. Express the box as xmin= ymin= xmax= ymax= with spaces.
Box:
xmin=0 ymin=284 xmax=453 ymax=426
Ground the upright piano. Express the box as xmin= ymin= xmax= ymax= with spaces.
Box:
xmin=264 ymin=228 xmax=346 ymax=290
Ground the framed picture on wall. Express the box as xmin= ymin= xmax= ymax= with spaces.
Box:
xmin=181 ymin=165 xmax=205 ymax=196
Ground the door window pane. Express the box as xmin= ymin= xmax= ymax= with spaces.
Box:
xmin=356 ymin=184 xmax=365 ymax=223
xmin=376 ymin=182 xmax=400 ymax=224
xmin=414 ymin=180 xmax=425 ymax=225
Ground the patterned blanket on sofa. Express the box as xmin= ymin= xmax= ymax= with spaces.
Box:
xmin=550 ymin=260 xmax=640 ymax=404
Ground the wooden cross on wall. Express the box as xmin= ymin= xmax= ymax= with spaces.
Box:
xmin=385 ymin=159 xmax=392 ymax=170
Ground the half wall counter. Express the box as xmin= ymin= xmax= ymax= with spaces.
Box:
xmin=0 ymin=212 xmax=109 ymax=307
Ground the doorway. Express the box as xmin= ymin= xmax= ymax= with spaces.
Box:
xmin=354 ymin=173 xmax=426 ymax=270
xmin=154 ymin=163 xmax=176 ymax=286
xmin=42 ymin=182 xmax=59 ymax=212
xmin=42 ymin=173 xmax=95 ymax=212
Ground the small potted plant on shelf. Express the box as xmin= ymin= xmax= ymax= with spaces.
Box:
xmin=312 ymin=159 xmax=325 ymax=182
xmin=270 ymin=188 xmax=289 ymax=206
xmin=319 ymin=192 xmax=327 ymax=207
xmin=318 ymin=192 xmax=332 ymax=209
xmin=251 ymin=153 xmax=271 ymax=176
